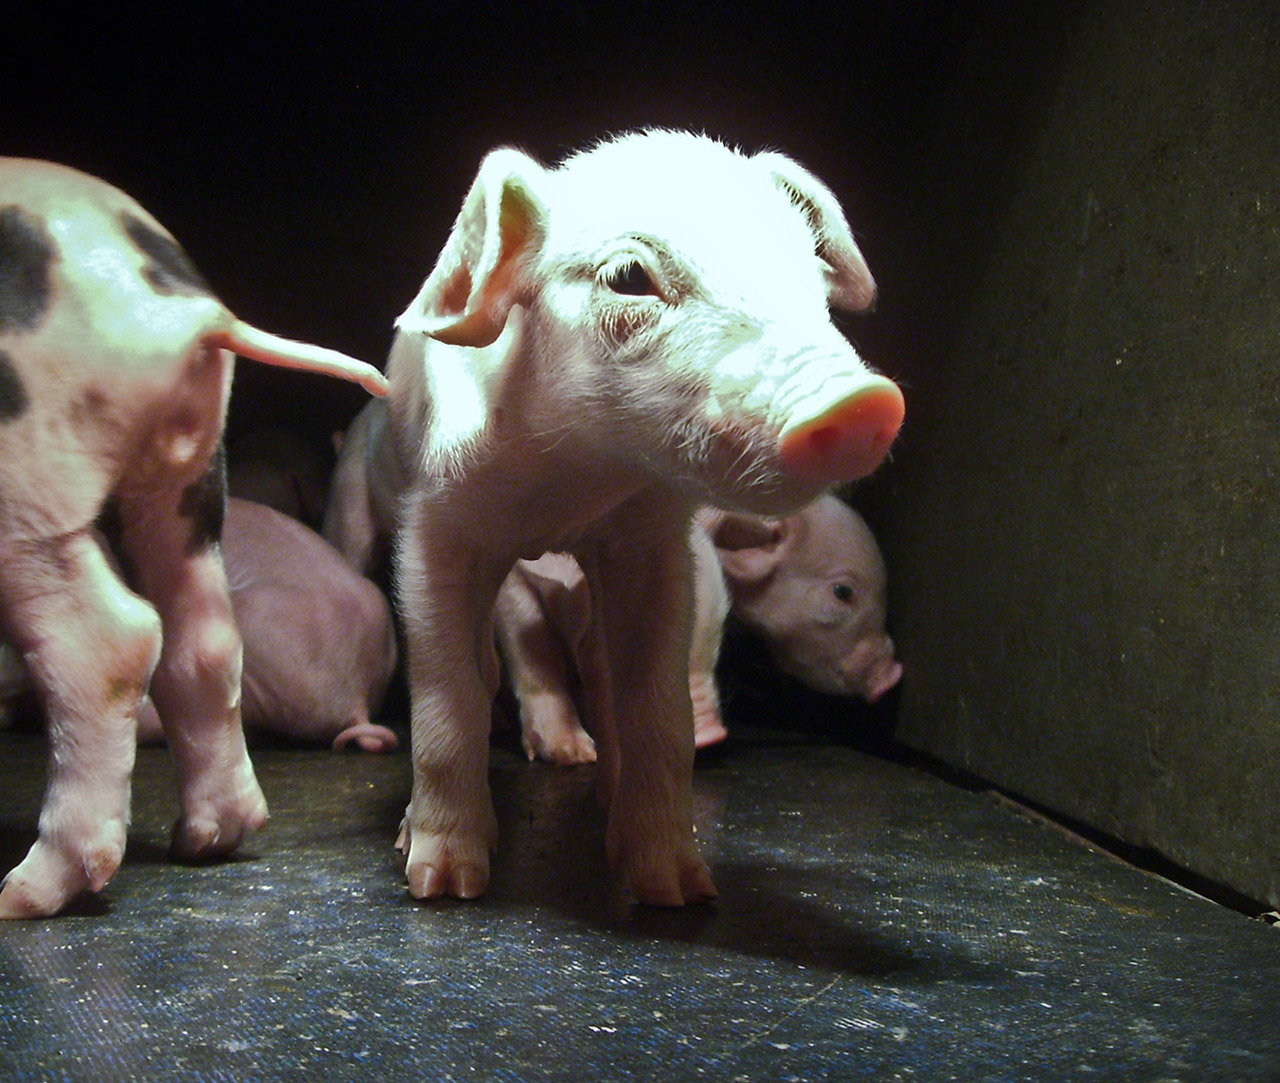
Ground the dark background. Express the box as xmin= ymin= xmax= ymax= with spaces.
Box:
xmin=4 ymin=2 xmax=975 ymax=442
xmin=6 ymin=2 xmax=1279 ymax=908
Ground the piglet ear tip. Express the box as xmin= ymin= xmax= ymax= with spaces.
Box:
xmin=397 ymin=308 xmax=505 ymax=349
xmin=829 ymin=272 xmax=877 ymax=314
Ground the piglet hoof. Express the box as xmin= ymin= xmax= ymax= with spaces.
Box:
xmin=332 ymin=722 xmax=400 ymax=753
xmin=519 ymin=696 xmax=597 ymax=765
xmin=169 ymin=779 xmax=268 ymax=862
xmin=407 ymin=857 xmax=489 ymax=901
xmin=690 ymin=677 xmax=728 ymax=750
xmin=607 ymin=830 xmax=718 ymax=908
xmin=397 ymin=807 xmax=497 ymax=901
xmin=693 ymin=715 xmax=728 ymax=751
xmin=522 ymin=720 xmax=598 ymax=766
xmin=0 ymin=829 xmax=126 ymax=919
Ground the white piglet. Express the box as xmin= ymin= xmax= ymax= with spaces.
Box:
xmin=0 ymin=159 xmax=387 ymax=918
xmin=387 ymin=131 xmax=903 ymax=906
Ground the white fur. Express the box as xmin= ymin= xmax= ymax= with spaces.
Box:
xmin=370 ymin=130 xmax=898 ymax=906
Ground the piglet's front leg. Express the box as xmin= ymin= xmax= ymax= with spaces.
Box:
xmin=395 ymin=498 xmax=500 ymax=900
xmin=583 ymin=520 xmax=717 ymax=907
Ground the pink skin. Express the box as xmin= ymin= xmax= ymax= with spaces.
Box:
xmin=382 ymin=131 xmax=902 ymax=907
xmin=0 ymin=158 xmax=385 ymax=918
xmin=227 ymin=425 xmax=333 ymax=529
xmin=138 ymin=498 xmax=399 ymax=752
xmin=494 ymin=520 xmax=729 ymax=766
xmin=711 ymin=493 xmax=902 ymax=702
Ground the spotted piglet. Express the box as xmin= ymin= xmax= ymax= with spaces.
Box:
xmin=0 ymin=158 xmax=387 ymax=917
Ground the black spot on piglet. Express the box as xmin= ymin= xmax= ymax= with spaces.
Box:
xmin=0 ymin=205 xmax=55 ymax=333
xmin=94 ymin=497 xmax=139 ymax=585
xmin=178 ymin=443 xmax=227 ymax=552
xmin=121 ymin=213 xmax=213 ymax=298
xmin=0 ymin=349 xmax=29 ymax=420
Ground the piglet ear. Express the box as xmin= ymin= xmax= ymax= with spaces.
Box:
xmin=708 ymin=511 xmax=782 ymax=552
xmin=397 ymin=148 xmax=549 ymax=347
xmin=754 ymin=151 xmax=877 ymax=313
xmin=709 ymin=512 xmax=788 ymax=586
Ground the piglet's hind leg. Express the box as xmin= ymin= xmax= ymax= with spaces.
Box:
xmin=0 ymin=534 xmax=160 ymax=918
xmin=118 ymin=479 xmax=267 ymax=860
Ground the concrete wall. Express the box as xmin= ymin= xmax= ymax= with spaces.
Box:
xmin=863 ymin=2 xmax=1280 ymax=906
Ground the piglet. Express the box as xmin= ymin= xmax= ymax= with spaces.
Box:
xmin=322 ymin=391 xmax=406 ymax=580
xmin=383 ymin=130 xmax=903 ymax=906
xmin=227 ymin=425 xmax=333 ymax=529
xmin=0 ymin=158 xmax=386 ymax=917
xmin=135 ymin=498 xmax=399 ymax=752
xmin=712 ymin=492 xmax=902 ymax=702
xmin=495 ymin=518 xmax=730 ymax=766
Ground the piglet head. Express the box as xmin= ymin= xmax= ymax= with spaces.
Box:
xmin=712 ymin=494 xmax=902 ymax=702
xmin=396 ymin=131 xmax=903 ymax=509
xmin=531 ymin=132 xmax=905 ymax=513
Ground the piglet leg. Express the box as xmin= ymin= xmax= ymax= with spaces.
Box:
xmin=687 ymin=523 xmax=729 ymax=750
xmin=395 ymin=493 xmax=500 ymax=900
xmin=0 ymin=534 xmax=160 ymax=917
xmin=495 ymin=562 xmax=597 ymax=766
xmin=116 ymin=473 xmax=267 ymax=860
xmin=583 ymin=511 xmax=717 ymax=907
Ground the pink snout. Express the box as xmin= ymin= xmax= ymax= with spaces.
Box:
xmin=838 ymin=637 xmax=903 ymax=703
xmin=861 ymin=656 xmax=904 ymax=704
xmin=778 ymin=375 xmax=904 ymax=482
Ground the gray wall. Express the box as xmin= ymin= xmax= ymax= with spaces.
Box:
xmin=864 ymin=2 xmax=1280 ymax=906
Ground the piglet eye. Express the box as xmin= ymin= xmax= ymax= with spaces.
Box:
xmin=832 ymin=583 xmax=855 ymax=604
xmin=605 ymin=260 xmax=657 ymax=296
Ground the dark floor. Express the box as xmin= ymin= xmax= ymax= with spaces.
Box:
xmin=0 ymin=718 xmax=1277 ymax=1081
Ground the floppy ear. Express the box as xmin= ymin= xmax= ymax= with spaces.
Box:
xmin=753 ymin=150 xmax=876 ymax=313
xmin=397 ymin=147 xmax=549 ymax=347
xmin=709 ymin=512 xmax=780 ymax=552
xmin=711 ymin=513 xmax=789 ymax=586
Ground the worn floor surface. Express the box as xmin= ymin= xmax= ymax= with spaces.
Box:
xmin=0 ymin=718 xmax=1276 ymax=1081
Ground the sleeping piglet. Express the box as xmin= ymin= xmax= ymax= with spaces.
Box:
xmin=711 ymin=492 xmax=902 ymax=702
xmin=139 ymin=498 xmax=399 ymax=752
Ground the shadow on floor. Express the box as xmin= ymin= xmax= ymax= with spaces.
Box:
xmin=0 ymin=722 xmax=1277 ymax=1080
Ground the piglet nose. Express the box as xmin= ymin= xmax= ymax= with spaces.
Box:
xmin=777 ymin=374 xmax=904 ymax=481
